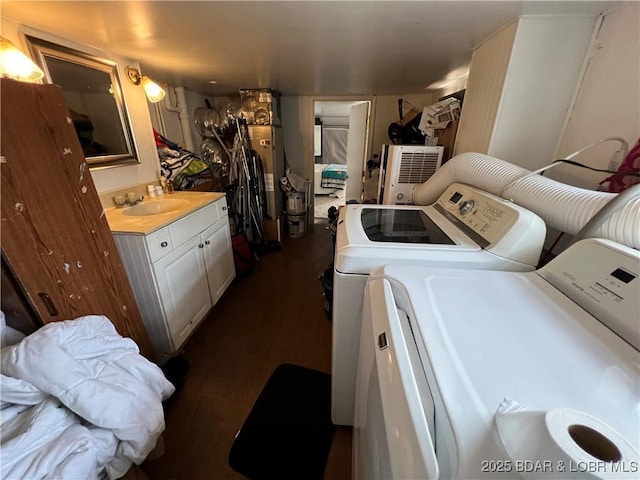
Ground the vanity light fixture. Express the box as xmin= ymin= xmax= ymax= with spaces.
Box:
xmin=125 ymin=65 xmax=166 ymax=103
xmin=0 ymin=36 xmax=44 ymax=82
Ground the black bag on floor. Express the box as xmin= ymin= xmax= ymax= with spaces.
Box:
xmin=321 ymin=266 xmax=333 ymax=320
xmin=161 ymin=356 xmax=190 ymax=408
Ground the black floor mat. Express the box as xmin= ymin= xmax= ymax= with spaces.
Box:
xmin=228 ymin=364 xmax=335 ymax=480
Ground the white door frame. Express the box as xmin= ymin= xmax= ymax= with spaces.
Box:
xmin=345 ymin=101 xmax=371 ymax=201
xmin=309 ymin=95 xmax=377 ymax=203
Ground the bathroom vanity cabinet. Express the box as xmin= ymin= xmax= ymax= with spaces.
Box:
xmin=109 ymin=195 xmax=235 ymax=361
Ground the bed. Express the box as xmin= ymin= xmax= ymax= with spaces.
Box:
xmin=314 ymin=164 xmax=348 ymax=195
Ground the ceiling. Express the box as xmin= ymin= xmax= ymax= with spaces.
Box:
xmin=2 ymin=1 xmax=623 ymax=97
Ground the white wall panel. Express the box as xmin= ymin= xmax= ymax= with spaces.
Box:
xmin=454 ymin=22 xmax=517 ymax=156
xmin=550 ymin=3 xmax=640 ymax=189
xmin=282 ymin=95 xmax=314 ymax=180
xmin=490 ymin=15 xmax=595 ymax=170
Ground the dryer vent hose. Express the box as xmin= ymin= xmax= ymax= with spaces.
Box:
xmin=412 ymin=152 xmax=640 ymax=249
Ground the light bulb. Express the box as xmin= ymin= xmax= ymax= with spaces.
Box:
xmin=141 ymin=76 xmax=165 ymax=103
xmin=0 ymin=37 xmax=44 ymax=82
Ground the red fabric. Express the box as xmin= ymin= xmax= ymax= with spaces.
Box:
xmin=599 ymin=137 xmax=640 ymax=193
xmin=232 ymin=233 xmax=255 ymax=277
xmin=153 ymin=129 xmax=169 ymax=148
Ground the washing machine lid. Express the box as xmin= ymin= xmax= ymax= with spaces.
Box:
xmin=334 ymin=183 xmax=547 ymax=274
xmin=376 ymin=261 xmax=639 ymax=477
xmin=361 ymin=208 xmax=455 ymax=244
xmin=335 ymin=204 xmax=481 ymax=274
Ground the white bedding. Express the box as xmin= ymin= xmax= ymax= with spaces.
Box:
xmin=0 ymin=315 xmax=175 ymax=479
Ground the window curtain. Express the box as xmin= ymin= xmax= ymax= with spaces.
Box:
xmin=321 ymin=127 xmax=349 ymax=165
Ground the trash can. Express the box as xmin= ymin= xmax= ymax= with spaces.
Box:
xmin=286 ymin=191 xmax=306 ymax=215
xmin=287 ymin=213 xmax=307 ymax=238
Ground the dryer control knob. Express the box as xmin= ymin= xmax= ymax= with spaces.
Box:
xmin=396 ymin=192 xmax=404 ymax=200
xmin=459 ymin=199 xmax=475 ymax=215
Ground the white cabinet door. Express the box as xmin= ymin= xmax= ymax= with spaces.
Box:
xmin=202 ymin=219 xmax=236 ymax=305
xmin=153 ymin=235 xmax=212 ymax=350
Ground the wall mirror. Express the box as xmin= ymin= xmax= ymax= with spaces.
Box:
xmin=26 ymin=35 xmax=139 ymax=168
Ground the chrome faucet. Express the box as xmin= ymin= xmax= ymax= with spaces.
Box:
xmin=113 ymin=192 xmax=144 ymax=207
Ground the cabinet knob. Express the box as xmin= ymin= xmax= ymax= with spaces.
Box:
xmin=205 ymin=240 xmax=211 ymax=245
xmin=222 ymin=206 xmax=227 ymax=211
xmin=199 ymin=244 xmax=204 ymax=248
xmin=160 ymin=241 xmax=168 ymax=248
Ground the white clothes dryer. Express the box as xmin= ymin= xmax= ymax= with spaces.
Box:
xmin=332 ymin=182 xmax=546 ymax=425
xmin=354 ymin=239 xmax=640 ymax=479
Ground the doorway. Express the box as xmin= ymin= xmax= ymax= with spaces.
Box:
xmin=312 ymin=100 xmax=372 ymax=223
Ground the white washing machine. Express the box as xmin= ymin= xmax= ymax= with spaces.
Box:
xmin=332 ymin=182 xmax=546 ymax=425
xmin=354 ymin=238 xmax=640 ymax=479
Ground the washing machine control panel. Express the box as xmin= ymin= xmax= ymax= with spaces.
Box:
xmin=435 ymin=183 xmax=519 ymax=245
xmin=539 ymin=239 xmax=640 ymax=350
xmin=458 ymin=199 xmax=475 ymax=215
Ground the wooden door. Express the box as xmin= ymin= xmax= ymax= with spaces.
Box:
xmin=346 ymin=101 xmax=370 ymax=202
xmin=0 ymin=78 xmax=153 ymax=358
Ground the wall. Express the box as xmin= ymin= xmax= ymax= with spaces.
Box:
xmin=185 ymin=89 xmax=212 ymax=151
xmin=549 ymin=2 xmax=640 ymax=190
xmin=1 ymin=18 xmax=160 ymax=196
xmin=454 ymin=15 xmax=597 ymax=171
xmin=489 ymin=15 xmax=596 ymax=170
xmin=281 ymin=96 xmax=314 ymax=181
xmin=148 ymin=90 xmax=185 ymax=147
xmin=450 ymin=22 xmax=517 ymax=157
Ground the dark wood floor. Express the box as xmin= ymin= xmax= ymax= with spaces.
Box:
xmin=141 ymin=223 xmax=352 ymax=479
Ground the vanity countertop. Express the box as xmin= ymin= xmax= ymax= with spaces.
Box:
xmin=105 ymin=191 xmax=226 ymax=235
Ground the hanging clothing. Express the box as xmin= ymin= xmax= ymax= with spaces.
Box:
xmin=154 ymin=129 xmax=212 ymax=190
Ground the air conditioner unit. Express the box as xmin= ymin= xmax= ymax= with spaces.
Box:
xmin=377 ymin=144 xmax=444 ymax=204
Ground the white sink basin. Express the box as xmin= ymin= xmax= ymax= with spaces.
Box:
xmin=122 ymin=199 xmax=189 ymax=216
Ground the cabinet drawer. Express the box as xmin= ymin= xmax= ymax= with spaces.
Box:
xmin=146 ymin=227 xmax=173 ymax=262
xmin=170 ymin=202 xmax=218 ymax=247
